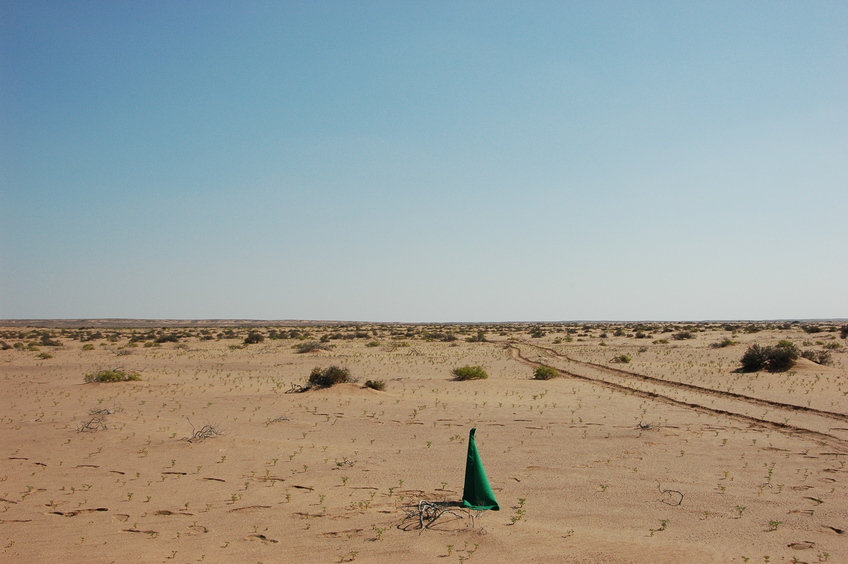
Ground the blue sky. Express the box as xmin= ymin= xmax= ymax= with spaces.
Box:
xmin=1 ymin=1 xmax=846 ymax=322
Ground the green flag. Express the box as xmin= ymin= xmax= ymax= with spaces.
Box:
xmin=462 ymin=428 xmax=499 ymax=511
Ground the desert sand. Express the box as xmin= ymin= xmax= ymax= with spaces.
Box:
xmin=1 ymin=322 xmax=845 ymax=563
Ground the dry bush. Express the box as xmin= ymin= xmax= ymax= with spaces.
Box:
xmin=84 ymin=369 xmax=140 ymax=383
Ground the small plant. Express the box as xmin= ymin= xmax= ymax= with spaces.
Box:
xmin=533 ymin=365 xmax=559 ymax=380
xmin=768 ymin=519 xmax=782 ymax=531
xmin=37 ymin=352 xmax=53 ymax=359
xmin=510 ymin=508 xmax=525 ymax=524
xmin=84 ymin=369 xmax=141 ymax=383
xmin=308 ymin=366 xmax=352 ymax=387
xmin=363 ymin=379 xmax=385 ymax=391
xmin=649 ymin=519 xmax=669 ymax=536
xmin=672 ymin=331 xmax=695 ymax=340
xmin=610 ymin=354 xmax=631 ymax=364
xmin=710 ymin=338 xmax=736 ymax=348
xmin=452 ymin=365 xmax=489 ymax=381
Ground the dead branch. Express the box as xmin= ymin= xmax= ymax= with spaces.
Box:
xmin=658 ymin=482 xmax=684 ymax=506
xmin=78 ymin=415 xmax=107 ymax=432
xmin=285 ymin=383 xmax=308 ymax=394
xmin=400 ymin=500 xmax=481 ymax=532
xmin=183 ymin=419 xmax=223 ymax=442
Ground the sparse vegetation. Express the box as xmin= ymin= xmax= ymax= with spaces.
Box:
xmin=364 ymin=379 xmax=385 ymax=391
xmin=610 ymin=354 xmax=631 ymax=364
xmin=710 ymin=338 xmax=735 ymax=348
xmin=296 ymin=341 xmax=331 ymax=353
xmin=452 ymin=365 xmax=489 ymax=380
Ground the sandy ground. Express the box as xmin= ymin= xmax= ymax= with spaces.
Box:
xmin=1 ymin=323 xmax=846 ymax=563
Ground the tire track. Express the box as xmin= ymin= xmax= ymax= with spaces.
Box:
xmin=521 ymin=342 xmax=848 ymax=423
xmin=505 ymin=342 xmax=848 ymax=451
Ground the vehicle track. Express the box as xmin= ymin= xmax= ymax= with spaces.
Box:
xmin=506 ymin=342 xmax=848 ymax=452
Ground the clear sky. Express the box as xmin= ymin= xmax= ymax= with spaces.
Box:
xmin=1 ymin=1 xmax=846 ymax=322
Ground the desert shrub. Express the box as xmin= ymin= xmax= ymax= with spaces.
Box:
xmin=672 ymin=331 xmax=694 ymax=340
xmin=529 ymin=327 xmax=546 ymax=338
xmin=768 ymin=340 xmax=800 ymax=372
xmin=37 ymin=352 xmax=53 ymax=359
xmin=802 ymin=325 xmax=823 ymax=334
xmin=84 ymin=369 xmax=141 ymax=383
xmin=452 ymin=365 xmax=489 ymax=380
xmin=533 ymin=365 xmax=559 ymax=380
xmin=423 ymin=331 xmax=457 ymax=342
xmin=653 ymin=339 xmax=669 ymax=344
xmin=610 ymin=354 xmax=631 ymax=364
xmin=841 ymin=325 xmax=848 ymax=339
xmin=801 ymin=349 xmax=832 ymax=366
xmin=634 ymin=331 xmax=648 ymax=339
xmin=39 ymin=335 xmax=61 ymax=347
xmin=295 ymin=341 xmax=331 ymax=353
xmin=740 ymin=344 xmax=769 ymax=372
xmin=155 ymin=334 xmax=180 ymax=344
xmin=308 ymin=365 xmax=351 ymax=387
xmin=466 ymin=331 xmax=487 ymax=343
xmin=740 ymin=342 xmax=799 ymax=372
xmin=0 ymin=341 xmax=10 ymax=350
xmin=243 ymin=332 xmax=265 ymax=345
xmin=365 ymin=341 xmax=381 ymax=347
xmin=823 ymin=341 xmax=842 ymax=350
xmin=613 ymin=329 xmax=625 ymax=337
xmin=364 ymin=379 xmax=385 ymax=391
xmin=710 ymin=338 xmax=736 ymax=349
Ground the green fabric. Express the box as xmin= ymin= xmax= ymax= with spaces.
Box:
xmin=462 ymin=428 xmax=499 ymax=511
